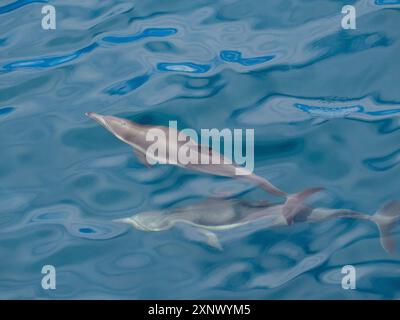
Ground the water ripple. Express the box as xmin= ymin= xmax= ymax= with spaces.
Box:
xmin=364 ymin=148 xmax=400 ymax=171
xmin=0 ymin=0 xmax=47 ymax=15
xmin=102 ymin=27 xmax=177 ymax=44
xmin=157 ymin=62 xmax=211 ymax=73
xmin=220 ymin=50 xmax=274 ymax=66
xmin=2 ymin=27 xmax=178 ymax=72
xmin=2 ymin=43 xmax=99 ymax=71
xmin=103 ymin=73 xmax=151 ymax=95
xmin=375 ymin=0 xmax=400 ymax=4
xmin=234 ymin=95 xmax=400 ymax=127
xmin=0 ymin=106 xmax=15 ymax=116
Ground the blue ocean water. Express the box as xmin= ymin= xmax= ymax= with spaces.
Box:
xmin=1 ymin=0 xmax=400 ymax=299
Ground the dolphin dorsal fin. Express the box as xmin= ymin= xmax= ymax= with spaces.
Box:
xmin=133 ymin=149 xmax=152 ymax=168
xmin=283 ymin=188 xmax=324 ymax=224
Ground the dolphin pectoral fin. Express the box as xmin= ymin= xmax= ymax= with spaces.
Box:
xmin=133 ymin=149 xmax=152 ymax=168
xmin=200 ymin=229 xmax=223 ymax=251
xmin=179 ymin=225 xmax=223 ymax=250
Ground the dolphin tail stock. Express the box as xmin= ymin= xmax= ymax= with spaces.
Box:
xmin=246 ymin=171 xmax=324 ymax=225
xmin=282 ymin=187 xmax=325 ymax=225
xmin=371 ymin=200 xmax=400 ymax=254
xmin=245 ymin=173 xmax=288 ymax=198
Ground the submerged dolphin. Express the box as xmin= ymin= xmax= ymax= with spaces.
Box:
xmin=86 ymin=112 xmax=319 ymax=202
xmin=116 ymin=197 xmax=400 ymax=253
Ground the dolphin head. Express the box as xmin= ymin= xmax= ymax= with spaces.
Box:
xmin=86 ymin=112 xmax=142 ymax=144
xmin=115 ymin=211 xmax=173 ymax=231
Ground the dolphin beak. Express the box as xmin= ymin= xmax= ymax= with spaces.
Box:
xmin=113 ymin=218 xmax=129 ymax=224
xmin=85 ymin=112 xmax=109 ymax=128
xmin=86 ymin=111 xmax=101 ymax=122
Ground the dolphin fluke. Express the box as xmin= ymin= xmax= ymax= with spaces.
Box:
xmin=372 ymin=200 xmax=400 ymax=253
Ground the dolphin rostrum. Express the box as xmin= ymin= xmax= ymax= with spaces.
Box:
xmin=116 ymin=197 xmax=400 ymax=253
xmin=86 ymin=112 xmax=321 ymax=203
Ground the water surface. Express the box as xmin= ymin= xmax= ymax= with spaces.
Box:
xmin=0 ymin=0 xmax=400 ymax=299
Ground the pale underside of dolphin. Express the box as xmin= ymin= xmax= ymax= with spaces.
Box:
xmin=85 ymin=112 xmax=291 ymax=198
xmin=116 ymin=198 xmax=400 ymax=253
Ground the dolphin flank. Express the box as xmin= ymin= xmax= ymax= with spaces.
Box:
xmin=86 ymin=112 xmax=292 ymax=198
xmin=115 ymin=197 xmax=400 ymax=253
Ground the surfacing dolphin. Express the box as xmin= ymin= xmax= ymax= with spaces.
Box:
xmin=86 ymin=112 xmax=323 ymax=205
xmin=115 ymin=197 xmax=400 ymax=253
